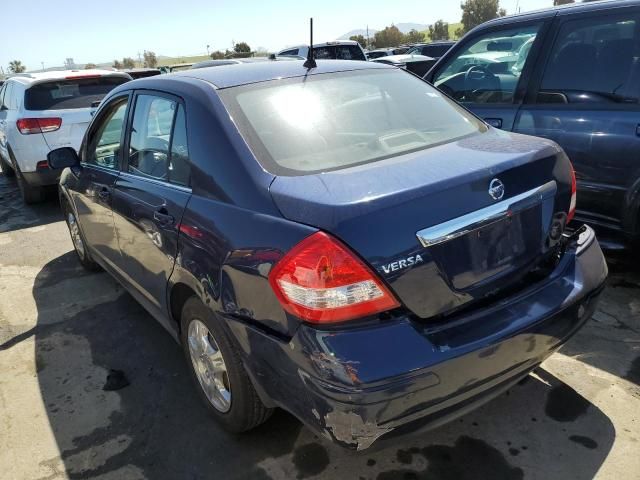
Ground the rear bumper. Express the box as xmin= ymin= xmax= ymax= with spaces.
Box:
xmin=227 ymin=226 xmax=607 ymax=450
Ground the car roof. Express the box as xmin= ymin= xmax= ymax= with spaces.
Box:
xmin=481 ymin=0 xmax=640 ymax=27
xmin=7 ymin=69 xmax=130 ymax=85
xmin=171 ymin=59 xmax=391 ymax=89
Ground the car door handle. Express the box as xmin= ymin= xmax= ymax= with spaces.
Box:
xmin=153 ymin=209 xmax=174 ymax=226
xmin=98 ymin=188 xmax=111 ymax=201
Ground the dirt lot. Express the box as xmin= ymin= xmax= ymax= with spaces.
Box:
xmin=0 ymin=171 xmax=639 ymax=480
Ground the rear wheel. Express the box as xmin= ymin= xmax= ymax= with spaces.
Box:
xmin=63 ymin=203 xmax=101 ymax=271
xmin=180 ymin=296 xmax=272 ymax=432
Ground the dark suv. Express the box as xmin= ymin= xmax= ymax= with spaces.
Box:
xmin=426 ymin=0 xmax=640 ymax=244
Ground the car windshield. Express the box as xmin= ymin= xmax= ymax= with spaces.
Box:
xmin=24 ymin=76 xmax=129 ymax=110
xmin=219 ymin=69 xmax=486 ymax=176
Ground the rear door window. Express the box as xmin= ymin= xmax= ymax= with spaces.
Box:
xmin=24 ymin=76 xmax=129 ymax=111
xmin=538 ymin=13 xmax=639 ymax=104
xmin=127 ymin=93 xmax=190 ymax=185
xmin=433 ymin=24 xmax=541 ymax=104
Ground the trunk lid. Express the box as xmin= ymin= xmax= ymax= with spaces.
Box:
xmin=269 ymin=130 xmax=573 ymax=319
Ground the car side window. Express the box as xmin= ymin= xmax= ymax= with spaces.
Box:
xmin=85 ymin=97 xmax=129 ymax=169
xmin=168 ymin=105 xmax=190 ymax=186
xmin=2 ymin=83 xmax=14 ymax=110
xmin=128 ymin=95 xmax=175 ymax=180
xmin=433 ymin=24 xmax=540 ymax=104
xmin=127 ymin=94 xmax=190 ymax=186
xmin=538 ymin=13 xmax=639 ymax=104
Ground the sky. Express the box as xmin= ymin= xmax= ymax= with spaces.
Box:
xmin=2 ymin=0 xmax=553 ymax=71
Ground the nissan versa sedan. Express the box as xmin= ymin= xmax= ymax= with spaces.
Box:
xmin=47 ymin=60 xmax=608 ymax=450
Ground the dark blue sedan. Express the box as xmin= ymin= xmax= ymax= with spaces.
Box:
xmin=48 ymin=60 xmax=608 ymax=450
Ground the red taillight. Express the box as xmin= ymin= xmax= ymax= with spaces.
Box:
xmin=17 ymin=118 xmax=62 ymax=135
xmin=567 ymin=163 xmax=577 ymax=223
xmin=268 ymin=232 xmax=400 ymax=324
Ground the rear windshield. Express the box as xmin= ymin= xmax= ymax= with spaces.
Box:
xmin=24 ymin=76 xmax=129 ymax=111
xmin=314 ymin=45 xmax=366 ymax=61
xmin=220 ymin=69 xmax=486 ymax=176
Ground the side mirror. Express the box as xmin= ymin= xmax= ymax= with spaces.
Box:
xmin=47 ymin=147 xmax=80 ymax=169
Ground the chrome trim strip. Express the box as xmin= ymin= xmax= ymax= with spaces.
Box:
xmin=416 ymin=180 xmax=557 ymax=248
xmin=119 ymin=171 xmax=192 ymax=193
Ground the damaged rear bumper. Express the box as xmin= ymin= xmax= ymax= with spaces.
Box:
xmin=227 ymin=226 xmax=607 ymax=450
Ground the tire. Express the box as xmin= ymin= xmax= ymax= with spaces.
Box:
xmin=15 ymin=166 xmax=44 ymax=204
xmin=63 ymin=202 xmax=101 ymax=271
xmin=0 ymin=155 xmax=15 ymax=178
xmin=180 ymin=296 xmax=272 ymax=432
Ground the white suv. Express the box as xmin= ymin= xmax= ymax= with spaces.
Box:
xmin=0 ymin=70 xmax=131 ymax=203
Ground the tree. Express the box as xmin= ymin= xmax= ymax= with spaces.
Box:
xmin=143 ymin=50 xmax=158 ymax=68
xmin=84 ymin=63 xmax=97 ymax=69
xmin=64 ymin=58 xmax=76 ymax=69
xmin=349 ymin=34 xmax=367 ymax=48
xmin=113 ymin=59 xmax=123 ymax=69
xmin=254 ymin=47 xmax=269 ymax=57
xmin=553 ymin=0 xmax=574 ymax=4
xmin=122 ymin=57 xmax=136 ymax=69
xmin=374 ymin=25 xmax=404 ymax=48
xmin=404 ymin=29 xmax=425 ymax=44
xmin=210 ymin=50 xmax=225 ymax=59
xmin=459 ymin=0 xmax=507 ymax=35
xmin=429 ymin=20 xmax=450 ymax=41
xmin=8 ymin=60 xmax=26 ymax=73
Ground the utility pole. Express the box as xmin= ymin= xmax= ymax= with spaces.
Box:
xmin=366 ymin=25 xmax=370 ymax=49
xmin=206 ymin=44 xmax=210 ymax=56
xmin=41 ymin=62 xmax=44 ymax=72
xmin=137 ymin=51 xmax=142 ymax=67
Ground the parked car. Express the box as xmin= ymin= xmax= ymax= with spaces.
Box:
xmin=123 ymin=68 xmax=161 ymax=79
xmin=159 ymin=63 xmax=193 ymax=74
xmin=278 ymin=40 xmax=366 ymax=60
xmin=366 ymin=47 xmax=409 ymax=60
xmin=47 ymin=60 xmax=606 ymax=450
xmin=405 ymin=41 xmax=456 ymax=60
xmin=0 ymin=70 xmax=131 ymax=202
xmin=425 ymin=0 xmax=640 ymax=245
xmin=373 ymin=53 xmax=437 ymax=76
xmin=191 ymin=57 xmax=295 ymax=69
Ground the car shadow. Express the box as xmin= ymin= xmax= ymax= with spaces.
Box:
xmin=31 ymin=251 xmax=617 ymax=480
xmin=0 ymin=171 xmax=61 ymax=234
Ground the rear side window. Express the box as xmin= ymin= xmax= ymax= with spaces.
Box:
xmin=220 ymin=69 xmax=486 ymax=176
xmin=539 ymin=13 xmax=639 ymax=104
xmin=24 ymin=76 xmax=129 ymax=111
xmin=281 ymin=49 xmax=299 ymax=56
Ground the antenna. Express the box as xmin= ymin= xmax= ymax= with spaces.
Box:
xmin=303 ymin=17 xmax=317 ymax=69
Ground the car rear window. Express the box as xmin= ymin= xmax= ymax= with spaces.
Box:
xmin=314 ymin=45 xmax=366 ymax=61
xmin=24 ymin=76 xmax=129 ymax=111
xmin=220 ymin=69 xmax=486 ymax=176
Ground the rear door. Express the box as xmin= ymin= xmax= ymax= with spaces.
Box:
xmin=513 ymin=7 xmax=640 ymax=234
xmin=72 ymin=93 xmax=131 ymax=269
xmin=24 ymin=75 xmax=129 ymax=152
xmin=111 ymin=91 xmax=191 ymax=317
xmin=427 ymin=20 xmax=550 ymax=131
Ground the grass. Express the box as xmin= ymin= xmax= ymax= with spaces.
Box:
xmin=156 ymin=55 xmax=211 ymax=67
